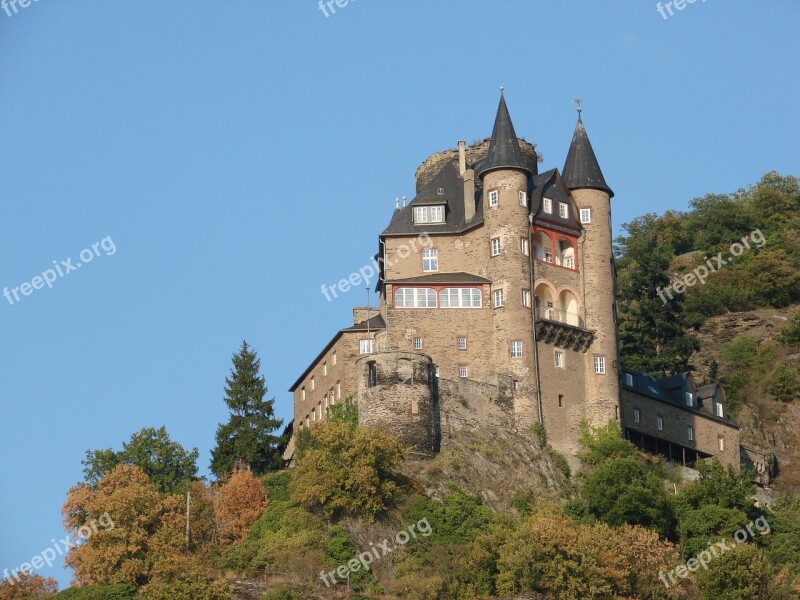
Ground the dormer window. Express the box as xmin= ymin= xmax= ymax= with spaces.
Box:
xmin=559 ymin=202 xmax=569 ymax=218
xmin=685 ymin=392 xmax=695 ymax=407
xmin=624 ymin=373 xmax=635 ymax=387
xmin=437 ymin=187 xmax=445 ymax=195
xmin=414 ymin=205 xmax=444 ymax=224
xmin=488 ymin=190 xmax=499 ymax=207
xmin=715 ymin=402 xmax=724 ymax=418
xmin=543 ymin=198 xmax=553 ymax=214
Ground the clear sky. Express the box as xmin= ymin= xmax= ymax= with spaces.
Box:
xmin=1 ymin=0 xmax=798 ymax=588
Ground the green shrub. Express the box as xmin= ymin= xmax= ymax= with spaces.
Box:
xmin=262 ymin=591 xmax=298 ymax=600
xmin=53 ymin=584 xmax=137 ymax=600
xmin=768 ymin=364 xmax=800 ymax=403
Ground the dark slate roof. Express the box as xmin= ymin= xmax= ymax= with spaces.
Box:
xmin=620 ymin=367 xmax=738 ymax=427
xmin=388 ymin=272 xmax=491 ymax=285
xmin=529 ymin=169 xmax=583 ymax=234
xmin=289 ymin=315 xmax=386 ymax=391
xmin=382 ymin=160 xmax=483 ymax=236
xmin=562 ymin=115 xmax=614 ymax=197
xmin=477 ymin=94 xmax=531 ymax=179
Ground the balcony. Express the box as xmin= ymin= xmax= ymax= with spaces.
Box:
xmin=534 ymin=307 xmax=593 ymax=352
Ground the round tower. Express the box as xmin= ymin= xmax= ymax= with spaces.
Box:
xmin=356 ymin=351 xmax=438 ymax=457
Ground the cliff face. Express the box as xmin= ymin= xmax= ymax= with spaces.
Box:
xmin=688 ymin=306 xmax=800 ymax=492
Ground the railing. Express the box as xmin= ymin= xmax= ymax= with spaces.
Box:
xmin=535 ymin=307 xmax=584 ymax=328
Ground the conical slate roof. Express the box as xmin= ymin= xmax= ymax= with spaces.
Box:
xmin=562 ymin=115 xmax=613 ymax=197
xmin=477 ymin=93 xmax=531 ymax=179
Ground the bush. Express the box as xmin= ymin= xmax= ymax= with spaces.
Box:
xmin=53 ymin=585 xmax=137 ymax=599
xmin=768 ymin=364 xmax=800 ymax=403
xmin=777 ymin=310 xmax=800 ymax=347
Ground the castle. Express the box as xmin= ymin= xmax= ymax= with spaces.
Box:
xmin=284 ymin=92 xmax=768 ymax=479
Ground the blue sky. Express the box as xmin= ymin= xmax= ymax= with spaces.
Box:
xmin=1 ymin=0 xmax=797 ymax=589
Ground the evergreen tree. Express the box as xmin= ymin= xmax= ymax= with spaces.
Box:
xmin=210 ymin=341 xmax=284 ymax=478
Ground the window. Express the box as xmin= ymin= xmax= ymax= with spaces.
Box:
xmin=687 ymin=426 xmax=694 ymax=441
xmin=559 ymin=202 xmax=568 ymax=218
xmin=413 ymin=337 xmax=423 ymax=350
xmin=311 ymin=377 xmax=315 ymax=391
xmin=558 ymin=394 xmax=564 ymax=408
xmin=519 ymin=190 xmax=527 ymax=206
xmin=718 ymin=436 xmax=725 ymax=451
xmin=564 ymin=256 xmax=574 ymax=269
xmin=634 ymin=408 xmax=641 ymax=423
xmin=685 ymin=392 xmax=694 ymax=407
xmin=521 ymin=289 xmax=531 ymax=308
xmin=435 ymin=366 xmax=440 ymax=378
xmin=336 ymin=381 xmax=341 ymax=399
xmin=422 ymin=248 xmax=438 ymax=272
xmin=594 ymin=356 xmax=606 ymax=374
xmin=493 ymin=289 xmax=504 ymax=308
xmin=367 ymin=361 xmax=377 ymax=387
xmin=457 ymin=337 xmax=467 ymax=350
xmin=301 ymin=387 xmax=306 ymax=401
xmin=359 ymin=339 xmax=373 ymax=354
xmin=520 ymin=237 xmax=529 ymax=256
xmin=511 ymin=341 xmax=523 ymax=358
xmin=488 ymin=190 xmax=499 ymax=207
xmin=437 ymin=187 xmax=445 ymax=195
xmin=580 ymin=208 xmax=591 ymax=224
xmin=544 ymin=251 xmax=553 ymax=263
xmin=323 ymin=362 xmax=327 ymax=376
xmin=414 ymin=205 xmax=444 ymax=223
xmin=543 ymin=198 xmax=552 ymax=214
xmin=459 ymin=365 xmax=469 ymax=378
xmin=324 ymin=394 xmax=329 ymax=409
xmin=318 ymin=402 xmax=322 ymax=419
xmin=439 ymin=288 xmax=482 ymax=308
xmin=490 ymin=238 xmax=501 ymax=256
xmin=624 ymin=373 xmax=634 ymax=387
xmin=554 ymin=350 xmax=564 ymax=368
xmin=395 ymin=287 xmax=437 ymax=308
xmin=657 ymin=415 xmax=664 ymax=431
xmin=305 ymin=416 xmax=309 ymax=427
xmin=715 ymin=402 xmax=724 ymax=418
xmin=332 ymin=351 xmax=337 ymax=366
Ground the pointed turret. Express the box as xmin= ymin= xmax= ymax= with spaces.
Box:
xmin=562 ymin=114 xmax=614 ymax=198
xmin=478 ymin=90 xmax=531 ymax=180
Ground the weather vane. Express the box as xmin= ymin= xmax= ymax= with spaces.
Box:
xmin=573 ymin=98 xmax=583 ymax=114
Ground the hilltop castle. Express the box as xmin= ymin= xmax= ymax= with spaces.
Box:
xmin=284 ymin=93 xmax=769 ymax=480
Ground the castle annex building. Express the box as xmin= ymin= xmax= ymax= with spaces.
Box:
xmin=285 ymin=93 xmax=758 ymax=476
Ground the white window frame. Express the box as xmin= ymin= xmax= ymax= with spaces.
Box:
xmin=718 ymin=436 xmax=725 ymax=451
xmin=439 ymin=287 xmax=482 ymax=308
xmin=413 ymin=337 xmax=423 ymax=350
xmin=594 ymin=356 xmax=606 ymax=375
xmin=687 ymin=426 xmax=694 ymax=441
xmin=559 ymin=202 xmax=569 ymax=218
xmin=414 ymin=205 xmax=444 ymax=224
xmin=493 ymin=289 xmax=504 ymax=308
xmin=685 ymin=392 xmax=694 ymax=407
xmin=544 ymin=251 xmax=553 ymax=263
xmin=715 ymin=402 xmax=724 ymax=418
xmin=323 ymin=362 xmax=327 ymax=377
xmin=633 ymin=408 xmax=641 ymax=424
xmin=554 ymin=350 xmax=564 ymax=368
xmin=457 ymin=336 xmax=467 ymax=350
xmin=522 ymin=289 xmax=531 ymax=308
xmin=490 ymin=238 xmax=501 ymax=257
xmin=657 ymin=415 xmax=664 ymax=431
xmin=564 ymin=256 xmax=574 ymax=269
xmin=395 ymin=287 xmax=438 ymax=308
xmin=422 ymin=248 xmax=438 ymax=272
xmin=301 ymin=387 xmax=306 ymax=401
xmin=543 ymin=198 xmax=552 ymax=214
xmin=519 ymin=190 xmax=527 ymax=207
xmin=488 ymin=190 xmax=499 ymax=207
xmin=520 ymin=237 xmax=529 ymax=256
xmin=511 ymin=341 xmax=523 ymax=358
xmin=434 ymin=366 xmax=440 ymax=378
xmin=580 ymin=208 xmax=591 ymax=224
xmin=624 ymin=373 xmax=634 ymax=387
xmin=311 ymin=377 xmax=315 ymax=391
xmin=332 ymin=351 xmax=337 ymax=366
xmin=458 ymin=365 xmax=469 ymax=378
xmin=359 ymin=339 xmax=373 ymax=354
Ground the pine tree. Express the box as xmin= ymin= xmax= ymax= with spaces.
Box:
xmin=210 ymin=341 xmax=284 ymax=478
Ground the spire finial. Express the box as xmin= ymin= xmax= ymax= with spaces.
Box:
xmin=500 ymin=86 xmax=505 ymax=97
xmin=573 ymin=97 xmax=583 ymax=120
xmin=395 ymin=196 xmax=399 ymax=210
xmin=402 ymin=195 xmax=407 ymax=207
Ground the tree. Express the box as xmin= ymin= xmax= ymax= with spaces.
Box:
xmin=777 ymin=310 xmax=800 ymax=347
xmin=290 ymin=421 xmax=406 ymax=521
xmin=768 ymin=364 xmax=800 ymax=403
xmin=81 ymin=426 xmax=198 ymax=493
xmin=0 ymin=573 xmax=57 ymax=599
xmin=213 ymin=467 xmax=269 ymax=547
xmin=210 ymin=341 xmax=284 ymax=478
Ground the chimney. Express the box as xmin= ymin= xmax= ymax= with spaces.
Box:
xmin=463 ymin=168 xmax=475 ymax=223
xmin=458 ymin=140 xmax=466 ymax=176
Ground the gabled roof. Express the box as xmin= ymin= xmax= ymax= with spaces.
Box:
xmin=477 ymin=93 xmax=531 ymax=179
xmin=387 ymin=272 xmax=491 ymax=285
xmin=562 ymin=115 xmax=613 ymax=197
xmin=529 ymin=169 xmax=583 ymax=234
xmin=289 ymin=315 xmax=386 ymax=391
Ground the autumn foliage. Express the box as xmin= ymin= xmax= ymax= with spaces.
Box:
xmin=213 ymin=467 xmax=269 ymax=546
xmin=0 ymin=573 xmax=57 ymax=599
